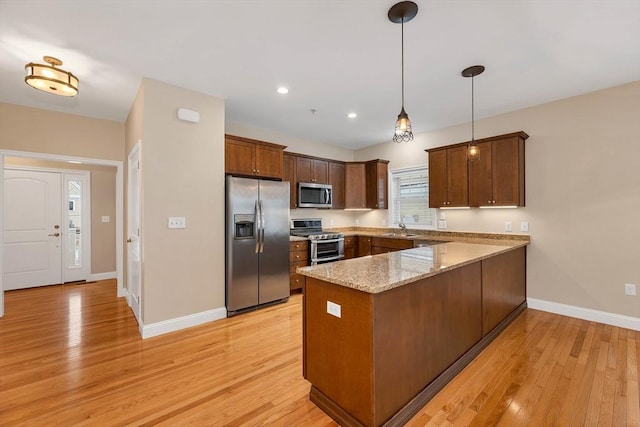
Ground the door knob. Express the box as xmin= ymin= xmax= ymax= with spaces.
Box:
xmin=54 ymin=225 xmax=60 ymax=229
xmin=127 ymin=238 xmax=133 ymax=243
xmin=48 ymin=232 xmax=60 ymax=237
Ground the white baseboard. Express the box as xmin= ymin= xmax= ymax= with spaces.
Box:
xmin=527 ymin=298 xmax=640 ymax=331
xmin=90 ymin=271 xmax=117 ymax=281
xmin=140 ymin=307 xmax=228 ymax=339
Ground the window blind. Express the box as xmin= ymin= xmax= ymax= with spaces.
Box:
xmin=389 ymin=166 xmax=436 ymax=228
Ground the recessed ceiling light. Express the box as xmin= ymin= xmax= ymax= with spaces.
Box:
xmin=277 ymin=87 xmax=288 ymax=94
xmin=347 ymin=112 xmax=357 ymax=119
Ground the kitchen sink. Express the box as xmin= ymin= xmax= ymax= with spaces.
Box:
xmin=380 ymin=233 xmax=420 ymax=238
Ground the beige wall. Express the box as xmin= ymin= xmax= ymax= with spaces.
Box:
xmin=3 ymin=157 xmax=116 ymax=274
xmin=355 ymin=82 xmax=640 ymax=319
xmin=132 ymin=78 xmax=225 ymax=325
xmin=0 ymin=103 xmax=124 ymax=161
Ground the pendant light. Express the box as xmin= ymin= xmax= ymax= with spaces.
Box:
xmin=388 ymin=1 xmax=418 ymax=143
xmin=461 ymin=65 xmax=484 ymax=160
xmin=25 ymin=56 xmax=79 ymax=96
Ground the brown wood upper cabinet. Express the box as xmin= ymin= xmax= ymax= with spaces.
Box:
xmin=469 ymin=132 xmax=528 ymax=207
xmin=366 ymin=160 xmax=389 ymax=209
xmin=345 ymin=162 xmax=367 ymax=209
xmin=283 ymin=153 xmax=297 ymax=208
xmin=225 ymin=135 xmax=286 ymax=179
xmin=427 ymin=145 xmax=469 ymax=208
xmin=328 ymin=161 xmax=345 ymax=209
xmin=296 ymin=156 xmax=329 ymax=184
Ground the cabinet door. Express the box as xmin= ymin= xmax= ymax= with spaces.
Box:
xmin=225 ymin=138 xmax=255 ymax=176
xmin=366 ymin=160 xmax=388 ymax=209
xmin=284 ymin=154 xmax=297 ymax=209
xmin=255 ymin=144 xmax=284 ymax=179
xmin=468 ymin=141 xmax=492 ymax=207
xmin=296 ymin=157 xmax=314 ymax=183
xmin=313 ymin=159 xmax=329 ymax=184
xmin=428 ymin=149 xmax=447 ymax=208
xmin=345 ymin=163 xmax=367 ymax=209
xmin=357 ymin=236 xmax=372 ymax=257
xmin=491 ymin=137 xmax=524 ymax=206
xmin=329 ymin=162 xmax=345 ymax=209
xmin=446 ymin=146 xmax=469 ymax=207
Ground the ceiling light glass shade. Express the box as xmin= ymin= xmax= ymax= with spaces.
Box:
xmin=24 ymin=56 xmax=78 ymax=96
xmin=467 ymin=143 xmax=480 ymax=160
xmin=393 ymin=107 xmax=413 ymax=143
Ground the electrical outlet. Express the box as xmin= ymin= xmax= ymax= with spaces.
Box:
xmin=440 ymin=212 xmax=446 ymax=220
xmin=327 ymin=301 xmax=341 ymax=318
xmin=625 ymin=283 xmax=637 ymax=296
xmin=101 ymin=216 xmax=110 ymax=223
xmin=438 ymin=220 xmax=447 ymax=229
xmin=355 ymin=219 xmax=360 ymax=226
xmin=168 ymin=217 xmax=186 ymax=229
xmin=520 ymin=221 xmax=529 ymax=232
xmin=329 ymin=219 xmax=334 ymax=226
xmin=381 ymin=218 xmax=387 ymax=226
xmin=504 ymin=221 xmax=513 ymax=232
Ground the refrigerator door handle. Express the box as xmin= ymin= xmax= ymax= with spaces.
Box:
xmin=259 ymin=200 xmax=265 ymax=253
xmin=254 ymin=200 xmax=260 ymax=254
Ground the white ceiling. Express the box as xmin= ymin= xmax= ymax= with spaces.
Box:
xmin=1 ymin=1 xmax=639 ymax=149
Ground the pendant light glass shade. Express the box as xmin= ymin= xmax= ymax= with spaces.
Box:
xmin=388 ymin=1 xmax=418 ymax=143
xmin=25 ymin=56 xmax=78 ymax=96
xmin=394 ymin=107 xmax=413 ymax=143
xmin=461 ymin=65 xmax=484 ymax=161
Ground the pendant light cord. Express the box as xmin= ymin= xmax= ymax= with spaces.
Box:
xmin=471 ymin=75 xmax=474 ymax=142
xmin=401 ymin=18 xmax=405 ymax=108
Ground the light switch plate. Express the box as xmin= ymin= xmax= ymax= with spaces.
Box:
xmin=101 ymin=216 xmax=110 ymax=223
xmin=438 ymin=220 xmax=447 ymax=229
xmin=625 ymin=284 xmax=637 ymax=296
xmin=327 ymin=301 xmax=341 ymax=318
xmin=168 ymin=217 xmax=186 ymax=229
xmin=439 ymin=212 xmax=446 ymax=220
xmin=504 ymin=221 xmax=513 ymax=232
xmin=520 ymin=222 xmax=529 ymax=232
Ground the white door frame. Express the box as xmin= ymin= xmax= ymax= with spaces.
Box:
xmin=0 ymin=149 xmax=124 ymax=317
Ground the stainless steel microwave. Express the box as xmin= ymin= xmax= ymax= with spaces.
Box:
xmin=298 ymin=182 xmax=332 ymax=208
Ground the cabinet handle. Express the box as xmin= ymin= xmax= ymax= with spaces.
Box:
xmin=256 ymin=170 xmax=260 ymax=173
xmin=296 ymin=255 xmax=300 ymax=259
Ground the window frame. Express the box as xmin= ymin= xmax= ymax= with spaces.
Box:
xmin=387 ymin=165 xmax=437 ymax=230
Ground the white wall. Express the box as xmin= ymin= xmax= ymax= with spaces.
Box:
xmin=355 ymin=82 xmax=640 ymax=320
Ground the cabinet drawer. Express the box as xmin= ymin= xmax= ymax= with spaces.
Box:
xmin=290 ymin=260 xmax=308 ymax=273
xmin=290 ymin=250 xmax=308 ymax=262
xmin=290 ymin=240 xmax=309 ymax=251
xmin=290 ymin=273 xmax=305 ymax=291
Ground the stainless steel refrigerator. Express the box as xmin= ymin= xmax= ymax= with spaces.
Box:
xmin=226 ymin=176 xmax=290 ymax=316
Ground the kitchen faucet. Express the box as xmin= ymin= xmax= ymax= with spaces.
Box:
xmin=399 ymin=222 xmax=407 ymax=234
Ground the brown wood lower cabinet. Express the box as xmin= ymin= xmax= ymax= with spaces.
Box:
xmin=289 ymin=240 xmax=308 ymax=293
xmin=371 ymin=237 xmax=413 ymax=254
xmin=343 ymin=236 xmax=357 ymax=259
xmin=303 ymin=247 xmax=526 ymax=427
xmin=357 ymin=236 xmax=372 ymax=257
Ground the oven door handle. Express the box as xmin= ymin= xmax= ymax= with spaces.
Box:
xmin=314 ymin=237 xmax=344 ymax=244
xmin=315 ymin=255 xmax=344 ymax=263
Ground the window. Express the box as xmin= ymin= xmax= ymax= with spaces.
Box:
xmin=389 ymin=166 xmax=436 ymax=229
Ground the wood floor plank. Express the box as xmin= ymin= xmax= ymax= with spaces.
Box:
xmin=1 ymin=281 xmax=638 ymax=426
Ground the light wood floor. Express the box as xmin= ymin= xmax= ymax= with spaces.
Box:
xmin=0 ymin=280 xmax=638 ymax=426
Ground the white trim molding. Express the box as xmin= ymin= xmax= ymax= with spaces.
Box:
xmin=90 ymin=271 xmax=117 ymax=282
xmin=528 ymin=298 xmax=640 ymax=331
xmin=140 ymin=307 xmax=228 ymax=339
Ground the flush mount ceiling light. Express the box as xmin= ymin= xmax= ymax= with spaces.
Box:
xmin=347 ymin=112 xmax=357 ymax=119
xmin=24 ymin=56 xmax=78 ymax=96
xmin=461 ymin=65 xmax=485 ymax=161
xmin=388 ymin=1 xmax=418 ymax=143
xmin=276 ymin=87 xmax=289 ymax=94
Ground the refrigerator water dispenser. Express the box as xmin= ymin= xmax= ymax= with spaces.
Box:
xmin=234 ymin=214 xmax=255 ymax=239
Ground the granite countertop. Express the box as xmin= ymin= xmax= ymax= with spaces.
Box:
xmin=297 ymin=241 xmax=528 ymax=294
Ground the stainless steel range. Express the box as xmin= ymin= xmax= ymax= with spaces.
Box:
xmin=290 ymin=218 xmax=344 ymax=265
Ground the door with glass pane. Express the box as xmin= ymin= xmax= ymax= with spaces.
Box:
xmin=63 ymin=173 xmax=90 ymax=283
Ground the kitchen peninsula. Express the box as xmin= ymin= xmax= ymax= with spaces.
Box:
xmin=298 ymin=239 xmax=528 ymax=427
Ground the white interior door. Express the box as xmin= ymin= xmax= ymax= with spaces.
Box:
xmin=127 ymin=144 xmax=141 ymax=322
xmin=3 ymin=170 xmax=62 ymax=290
xmin=63 ymin=172 xmax=90 ymax=283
